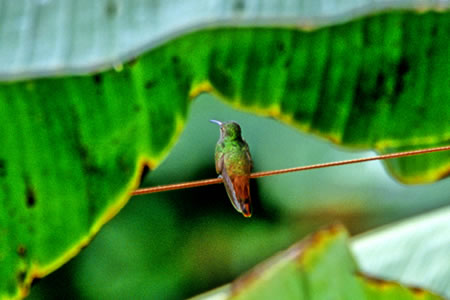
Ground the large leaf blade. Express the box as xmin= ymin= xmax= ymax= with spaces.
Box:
xmin=352 ymin=206 xmax=450 ymax=298
xmin=1 ymin=0 xmax=447 ymax=80
xmin=192 ymin=224 xmax=444 ymax=300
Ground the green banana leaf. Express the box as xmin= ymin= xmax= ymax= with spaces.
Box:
xmin=0 ymin=0 xmax=449 ymax=298
xmin=351 ymin=206 xmax=450 ymax=299
xmin=192 ymin=214 xmax=449 ymax=300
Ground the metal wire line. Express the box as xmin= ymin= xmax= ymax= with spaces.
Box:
xmin=132 ymin=145 xmax=450 ymax=196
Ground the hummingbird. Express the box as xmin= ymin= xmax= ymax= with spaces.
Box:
xmin=210 ymin=120 xmax=253 ymax=217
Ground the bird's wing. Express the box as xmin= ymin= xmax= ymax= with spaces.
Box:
xmin=222 ymin=166 xmax=241 ymax=213
xmin=215 ymin=150 xmax=224 ymax=174
xmin=246 ymin=146 xmax=253 ymax=171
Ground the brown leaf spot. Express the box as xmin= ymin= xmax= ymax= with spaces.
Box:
xmin=358 ymin=272 xmax=392 ymax=288
xmin=0 ymin=159 xmax=6 ymax=177
xmin=276 ymin=41 xmax=285 ymax=53
xmin=171 ymin=55 xmax=180 ymax=65
xmin=284 ymin=56 xmax=293 ymax=68
xmin=17 ymin=271 xmax=26 ymax=284
xmin=393 ymin=58 xmax=410 ymax=100
xmin=17 ymin=245 xmax=27 ymax=257
xmin=26 ymin=183 xmax=36 ymax=208
xmin=410 ymin=286 xmax=426 ymax=296
xmin=145 ymin=79 xmax=156 ymax=90
xmin=93 ymin=74 xmax=103 ymax=85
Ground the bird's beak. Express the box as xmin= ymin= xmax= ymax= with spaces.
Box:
xmin=209 ymin=120 xmax=222 ymax=126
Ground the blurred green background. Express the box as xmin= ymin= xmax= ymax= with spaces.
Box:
xmin=28 ymin=94 xmax=449 ymax=299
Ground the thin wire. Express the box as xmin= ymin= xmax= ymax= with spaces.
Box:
xmin=131 ymin=145 xmax=450 ymax=196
